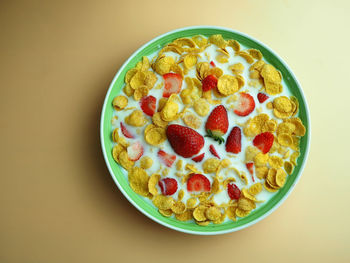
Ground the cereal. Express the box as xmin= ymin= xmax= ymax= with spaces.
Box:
xmin=171 ymin=201 xmax=186 ymax=214
xmin=193 ymin=205 xmax=208 ymax=221
xmin=205 ymin=206 xmax=221 ymax=221
xmin=145 ymin=127 xmax=166 ymax=146
xmin=284 ymin=161 xmax=294 ymax=174
xmin=175 ymin=210 xmax=193 ymax=221
xmin=237 ymin=51 xmax=254 ymax=64
xmin=118 ymin=151 xmax=134 ymax=170
xmin=209 ymin=34 xmax=227 ymax=49
xmin=186 ymin=197 xmax=197 ymax=209
xmin=203 ymin=158 xmax=221 ymax=173
xmin=148 ymin=173 xmax=160 ymax=195
xmin=140 ymin=156 xmax=153 ymax=169
xmin=217 ymin=75 xmax=239 ymax=96
xmin=229 ymin=63 xmax=244 ymax=74
xmin=159 ymin=209 xmax=173 ymax=217
xmin=268 ymin=155 xmax=284 ymax=168
xmin=113 ymin=95 xmax=128 ymax=110
xmin=193 ymin=98 xmax=210 ymax=116
xmin=153 ymin=195 xmax=175 ymax=210
xmin=275 ymin=168 xmax=287 ymax=187
xmin=254 ymin=152 xmax=269 ymax=167
xmin=182 ymin=113 xmax=202 ymax=129
xmin=249 ymin=183 xmax=263 ymax=195
xmin=152 ymin=112 xmax=168 ymax=128
xmin=128 ymin=167 xmax=149 ymax=197
xmin=248 ymin=49 xmax=263 ymax=60
xmin=125 ymin=110 xmax=147 ymax=127
xmin=256 ymin=167 xmax=269 ymax=179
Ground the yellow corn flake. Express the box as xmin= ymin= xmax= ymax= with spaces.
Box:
xmin=208 ymin=34 xmax=227 ymax=49
xmin=283 ymin=149 xmax=291 ymax=159
xmin=243 ymin=113 xmax=269 ymax=137
xmin=266 ymin=82 xmax=283 ymax=96
xmin=175 ymin=210 xmax=193 ymax=221
xmin=241 ymin=188 xmax=257 ymax=202
xmin=152 ymin=112 xmax=168 ymax=128
xmin=273 ymin=96 xmax=292 ymax=113
xmin=182 ymin=113 xmax=202 ymax=129
xmin=211 ymin=178 xmax=220 ymax=194
xmin=161 ymin=168 xmax=169 ymax=176
xmin=183 ymin=54 xmax=197 ymax=69
xmin=176 ymin=160 xmax=183 ymax=171
xmin=239 ymin=172 xmax=248 ymax=185
xmin=268 ymin=155 xmax=284 ymax=168
xmin=193 ymin=205 xmax=208 ymax=222
xmin=118 ymin=150 xmax=135 ymax=170
xmin=238 ymin=197 xmax=256 ymax=211
xmin=133 ymin=85 xmax=149 ymax=101
xmin=159 ymin=45 xmax=183 ymax=55
xmin=196 ymin=62 xmax=210 ymax=81
xmin=128 ymin=167 xmax=149 ymax=196
xmin=177 ymin=189 xmax=184 ymax=201
xmin=193 ymin=98 xmax=210 ymax=117
xmin=159 ymin=209 xmax=173 ymax=217
xmin=228 ymin=39 xmax=240 ymax=52
xmin=254 ymin=152 xmax=269 ymax=167
xmin=205 ymin=206 xmax=221 ymax=221
xmin=112 ymin=128 xmax=119 ymax=143
xmin=112 ymin=95 xmax=128 ymax=111
xmin=245 ymin=146 xmax=260 ymax=162
xmin=291 ymin=136 xmax=300 ymax=151
xmin=125 ymin=110 xmax=147 ymax=127
xmin=237 ymin=51 xmax=254 ymax=64
xmin=160 ymin=101 xmax=179 ymax=121
xmin=217 ymin=75 xmax=239 ymax=96
xmin=266 ymin=102 xmax=273 ymax=109
xmin=148 ymin=173 xmax=160 ymax=196
xmin=144 ymin=71 xmax=157 ymax=88
xmin=229 ymin=63 xmax=244 ymax=74
xmin=112 ymin=144 xmax=124 ymax=163
xmin=173 ymin=37 xmax=196 ymax=48
xmin=236 ymin=75 xmax=245 ymax=89
xmin=249 ymin=70 xmax=260 ymax=79
xmin=207 ymin=67 xmax=224 ymax=79
xmin=249 ymin=183 xmax=263 ymax=195
xmin=290 ymin=151 xmax=300 ymax=165
xmin=286 ymin=117 xmax=306 ymax=136
xmin=290 ymin=96 xmax=299 ymax=116
xmin=256 ymin=166 xmax=269 ymax=179
xmin=202 ymin=158 xmax=221 ymax=173
xmin=145 ymin=127 xmax=166 ymax=146
xmin=125 ymin=68 xmax=138 ymax=84
xmin=123 ymin=84 xmax=134 ymax=97
xmin=216 ymin=54 xmax=229 ymax=63
xmin=220 ymin=159 xmax=231 ymax=168
xmin=269 ymin=138 xmax=280 ymax=153
xmin=277 ymin=122 xmax=295 ymax=136
xmin=117 ymin=136 xmax=128 ymax=148
xmin=250 ymin=60 xmax=265 ymax=72
xmin=235 ymin=208 xmax=250 ymax=217
xmin=226 ymin=206 xmax=237 ymax=221
xmin=223 ymin=177 xmax=236 ymax=188
xmin=185 ymin=164 xmax=201 ymax=174
xmin=171 ymin=201 xmax=186 ymax=214
xmin=196 ymin=220 xmax=210 ymax=226
xmin=186 ymin=197 xmax=198 ymax=209
xmin=263 ymin=180 xmax=278 ymax=192
xmin=284 ymin=161 xmax=294 ymax=175
xmin=266 ymin=168 xmax=279 ymax=189
xmin=278 ymin=133 xmax=293 ymax=147
xmin=157 ymin=98 xmax=168 ymax=112
xmin=140 ymin=156 xmax=153 ymax=169
xmin=248 ymin=49 xmax=263 ymax=60
xmin=275 ymin=168 xmax=287 ymax=187
xmin=129 ymin=71 xmax=146 ymax=90
xmin=213 ymin=213 xmax=226 ymax=224
xmin=192 ymin=35 xmax=208 ymax=48
xmin=153 ymin=195 xmax=175 ymax=210
xmin=261 ymin=64 xmax=281 ymax=83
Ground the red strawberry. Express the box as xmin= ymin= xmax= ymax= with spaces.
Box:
xmin=192 ymin=153 xmax=205 ymax=162
xmin=158 ymin=178 xmax=178 ymax=195
xmin=140 ymin=95 xmax=156 ymax=116
xmin=205 ymin=105 xmax=228 ymax=143
xmin=127 ymin=141 xmax=143 ymax=161
xmin=202 ymin=74 xmax=218 ymax=92
xmin=166 ymin=124 xmax=204 ymax=158
xmin=187 ymin=174 xmax=211 ymax=192
xmin=210 ymin=61 xmax=216 ymax=67
xmin=246 ymin=162 xmax=254 ymax=175
xmin=157 ymin=150 xmax=176 ymax=167
xmin=226 ymin=126 xmax=241 ymax=154
xmin=163 ymin=73 xmax=183 ymax=98
xmin=227 ymin=183 xmax=241 ymax=200
xmin=120 ymin=122 xmax=134 ymax=138
xmin=233 ymin=93 xmax=255 ymax=116
xmin=253 ymin=132 xmax=274 ymax=154
xmin=257 ymin=92 xmax=269 ymax=103
xmin=209 ymin=144 xmax=220 ymax=159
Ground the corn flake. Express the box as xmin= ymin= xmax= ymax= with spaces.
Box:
xmin=217 ymin=75 xmax=239 ymax=96
xmin=193 ymin=205 xmax=208 ymax=221
xmin=153 ymin=195 xmax=175 ymax=210
xmin=249 ymin=183 xmax=263 ymax=195
xmin=182 ymin=113 xmax=201 ymax=129
xmin=256 ymin=167 xmax=269 ymax=179
xmin=140 ymin=156 xmax=153 ymax=169
xmin=128 ymin=167 xmax=149 ymax=196
xmin=205 ymin=206 xmax=221 ymax=221
xmin=203 ymin=158 xmax=221 ymax=173
xmin=148 ymin=173 xmax=160 ymax=196
xmin=125 ymin=110 xmax=147 ymax=127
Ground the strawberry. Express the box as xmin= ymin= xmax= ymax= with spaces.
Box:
xmin=209 ymin=144 xmax=220 ymax=159
xmin=253 ymin=132 xmax=274 ymax=154
xmin=127 ymin=141 xmax=143 ymax=161
xmin=166 ymin=124 xmax=204 ymax=158
xmin=158 ymin=178 xmax=178 ymax=196
xmin=157 ymin=150 xmax=176 ymax=167
xmin=120 ymin=122 xmax=134 ymax=138
xmin=257 ymin=92 xmax=269 ymax=103
xmin=192 ymin=153 xmax=205 ymax=162
xmin=233 ymin=93 xmax=255 ymax=116
xmin=227 ymin=183 xmax=241 ymax=200
xmin=140 ymin=95 xmax=156 ymax=116
xmin=163 ymin=73 xmax=183 ymax=98
xmin=205 ymin=105 xmax=228 ymax=143
xmin=187 ymin=174 xmax=211 ymax=192
xmin=202 ymin=74 xmax=218 ymax=92
xmin=210 ymin=61 xmax=216 ymax=67
xmin=225 ymin=126 xmax=241 ymax=154
xmin=246 ymin=162 xmax=254 ymax=175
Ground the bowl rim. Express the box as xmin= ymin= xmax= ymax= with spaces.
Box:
xmin=100 ymin=25 xmax=311 ymax=235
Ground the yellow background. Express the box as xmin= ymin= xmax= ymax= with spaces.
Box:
xmin=1 ymin=0 xmax=349 ymax=262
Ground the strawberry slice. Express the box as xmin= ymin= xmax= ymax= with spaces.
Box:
xmin=226 ymin=126 xmax=241 ymax=154
xmin=210 ymin=61 xmax=216 ymax=67
xmin=163 ymin=73 xmax=183 ymax=98
xmin=227 ymin=183 xmax=241 ymax=200
xmin=192 ymin=153 xmax=205 ymax=162
xmin=209 ymin=144 xmax=220 ymax=159
xmin=120 ymin=122 xmax=134 ymax=138
xmin=158 ymin=178 xmax=178 ymax=196
xmin=257 ymin=92 xmax=269 ymax=103
xmin=157 ymin=150 xmax=176 ymax=167
xmin=140 ymin=95 xmax=156 ymax=116
xmin=202 ymin=74 xmax=218 ymax=92
xmin=127 ymin=141 xmax=143 ymax=161
xmin=253 ymin=132 xmax=274 ymax=154
xmin=233 ymin=93 xmax=255 ymax=116
xmin=246 ymin=162 xmax=254 ymax=175
xmin=187 ymin=174 xmax=211 ymax=192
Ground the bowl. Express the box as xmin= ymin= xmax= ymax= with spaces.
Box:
xmin=100 ymin=26 xmax=311 ymax=235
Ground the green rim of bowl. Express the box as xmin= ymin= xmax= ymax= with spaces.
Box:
xmin=100 ymin=26 xmax=311 ymax=235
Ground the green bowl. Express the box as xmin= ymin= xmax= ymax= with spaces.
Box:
xmin=100 ymin=26 xmax=311 ymax=235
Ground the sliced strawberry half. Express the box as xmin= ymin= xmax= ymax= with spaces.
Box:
xmin=192 ymin=153 xmax=205 ymax=162
xmin=226 ymin=126 xmax=241 ymax=154
xmin=157 ymin=150 xmax=176 ymax=167
xmin=127 ymin=141 xmax=144 ymax=161
xmin=233 ymin=93 xmax=255 ymax=116
xmin=140 ymin=95 xmax=156 ymax=116
xmin=163 ymin=73 xmax=183 ymax=98
xmin=246 ymin=162 xmax=255 ymax=182
xmin=253 ymin=132 xmax=274 ymax=154
xmin=202 ymin=74 xmax=218 ymax=92
xmin=257 ymin=92 xmax=269 ymax=103
xmin=120 ymin=122 xmax=134 ymax=138
xmin=227 ymin=183 xmax=241 ymax=200
xmin=187 ymin=174 xmax=211 ymax=192
xmin=209 ymin=144 xmax=220 ymax=159
xmin=158 ymin=178 xmax=178 ymax=196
